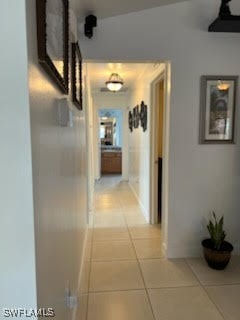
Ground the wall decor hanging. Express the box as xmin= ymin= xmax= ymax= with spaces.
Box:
xmin=133 ymin=105 xmax=140 ymax=129
xmin=140 ymin=101 xmax=147 ymax=132
xmin=128 ymin=111 xmax=133 ymax=132
xmin=71 ymin=42 xmax=83 ymax=110
xmin=36 ymin=0 xmax=69 ymax=94
xmin=199 ymin=75 xmax=238 ymax=144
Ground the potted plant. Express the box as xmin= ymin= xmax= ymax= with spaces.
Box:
xmin=202 ymin=212 xmax=233 ymax=270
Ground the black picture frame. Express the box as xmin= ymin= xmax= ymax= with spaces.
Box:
xmin=71 ymin=42 xmax=83 ymax=110
xmin=199 ymin=75 xmax=238 ymax=144
xmin=36 ymin=0 xmax=69 ymax=94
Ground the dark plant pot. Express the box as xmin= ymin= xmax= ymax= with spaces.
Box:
xmin=202 ymin=239 xmax=233 ymax=270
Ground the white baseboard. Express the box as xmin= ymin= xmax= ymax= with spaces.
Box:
xmin=166 ymin=244 xmax=203 ymax=258
xmin=72 ymin=225 xmax=89 ymax=320
xmin=128 ymin=181 xmax=149 ymax=223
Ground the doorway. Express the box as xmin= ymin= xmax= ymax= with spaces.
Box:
xmin=150 ymin=67 xmax=170 ymax=252
xmin=99 ymin=109 xmax=123 ymax=176
xmin=154 ymin=80 xmax=164 ymax=223
xmin=85 ymin=60 xmax=171 ymax=256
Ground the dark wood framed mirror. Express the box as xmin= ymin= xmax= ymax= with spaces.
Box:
xmin=71 ymin=42 xmax=83 ymax=110
xmin=36 ymin=0 xmax=69 ymax=94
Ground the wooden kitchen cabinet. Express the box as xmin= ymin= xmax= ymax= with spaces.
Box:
xmin=101 ymin=151 xmax=122 ymax=174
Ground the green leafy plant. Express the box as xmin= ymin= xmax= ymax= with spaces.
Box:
xmin=207 ymin=212 xmax=226 ymax=250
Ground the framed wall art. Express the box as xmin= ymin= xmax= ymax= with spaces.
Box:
xmin=199 ymin=75 xmax=238 ymax=144
xmin=36 ymin=0 xmax=69 ymax=94
xmin=71 ymin=42 xmax=83 ymax=110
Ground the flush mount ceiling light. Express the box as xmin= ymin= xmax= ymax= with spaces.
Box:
xmin=106 ymin=73 xmax=124 ymax=92
xmin=217 ymin=80 xmax=230 ymax=90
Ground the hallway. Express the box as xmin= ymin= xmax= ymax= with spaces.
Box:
xmin=82 ymin=177 xmax=240 ymax=320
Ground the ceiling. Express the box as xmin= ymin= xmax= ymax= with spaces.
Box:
xmin=87 ymin=62 xmax=163 ymax=92
xmin=75 ymin=0 xmax=186 ymax=22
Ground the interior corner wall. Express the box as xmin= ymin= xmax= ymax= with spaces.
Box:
xmin=0 ymin=0 xmax=37 ymax=310
xmin=26 ymin=1 xmax=88 ymax=319
xmin=80 ymin=0 xmax=240 ymax=257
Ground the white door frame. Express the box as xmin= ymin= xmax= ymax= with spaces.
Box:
xmin=150 ymin=73 xmax=164 ymax=224
xmin=150 ymin=62 xmax=171 ymax=256
xmin=94 ymin=102 xmax=129 ymax=181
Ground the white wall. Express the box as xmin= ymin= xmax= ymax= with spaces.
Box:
xmin=0 ymin=0 xmax=37 ymax=312
xmin=80 ymin=0 xmax=240 ymax=257
xmin=91 ymin=92 xmax=130 ymax=180
xmin=128 ymin=64 xmax=165 ymax=221
xmin=26 ymin=1 xmax=88 ymax=319
xmin=85 ymin=66 xmax=95 ymax=216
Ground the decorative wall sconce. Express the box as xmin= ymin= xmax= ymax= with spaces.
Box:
xmin=140 ymin=101 xmax=147 ymax=132
xmin=84 ymin=14 xmax=97 ymax=38
xmin=128 ymin=111 xmax=133 ymax=132
xmin=106 ymin=73 xmax=124 ymax=92
xmin=128 ymin=102 xmax=148 ymax=132
xmin=209 ymin=0 xmax=240 ymax=33
xmin=133 ymin=105 xmax=140 ymax=129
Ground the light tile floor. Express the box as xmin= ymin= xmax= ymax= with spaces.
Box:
xmin=81 ymin=176 xmax=240 ymax=320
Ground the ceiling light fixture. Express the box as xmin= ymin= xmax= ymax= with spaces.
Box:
xmin=106 ymin=73 xmax=124 ymax=92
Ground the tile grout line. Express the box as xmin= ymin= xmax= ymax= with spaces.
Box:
xmin=121 ymin=191 xmax=156 ymax=320
xmin=89 ymin=288 xmax=148 ymax=294
xmin=89 ymin=180 xmax=162 ymax=320
xmin=91 ymin=257 xmax=137 ymax=262
xmin=204 ymin=282 xmax=240 ymax=287
xmin=185 ymin=258 xmax=226 ymax=320
xmin=87 ymin=182 xmax=134 ymax=296
xmin=91 ymin=178 xmax=240 ymax=320
xmin=122 ymin=208 xmax=158 ymax=320
xmin=91 ymin=256 xmax=166 ymax=262
xmin=88 ymin=284 xmax=210 ymax=294
xmin=91 ymin=237 xmax=161 ymax=242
